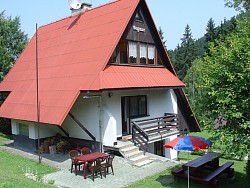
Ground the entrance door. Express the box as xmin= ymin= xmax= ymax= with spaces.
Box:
xmin=121 ymin=97 xmax=131 ymax=135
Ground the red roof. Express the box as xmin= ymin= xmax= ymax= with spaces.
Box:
xmin=0 ymin=0 xmax=184 ymax=125
xmin=98 ymin=65 xmax=184 ymax=89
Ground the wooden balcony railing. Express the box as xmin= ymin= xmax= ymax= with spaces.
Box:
xmin=132 ymin=113 xmax=179 ymax=152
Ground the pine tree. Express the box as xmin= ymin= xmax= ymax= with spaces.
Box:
xmin=204 ymin=18 xmax=217 ymax=54
xmin=158 ymin=27 xmax=167 ymax=49
xmin=175 ymin=24 xmax=197 ymax=80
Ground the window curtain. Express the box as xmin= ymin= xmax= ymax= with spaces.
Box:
xmin=140 ymin=43 xmax=147 ymax=58
xmin=148 ymin=45 xmax=155 ymax=59
xmin=129 ymin=41 xmax=137 ymax=58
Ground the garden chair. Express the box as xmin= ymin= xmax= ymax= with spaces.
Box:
xmin=88 ymin=157 xmax=105 ymax=181
xmin=101 ymin=154 xmax=115 ymax=177
xmin=69 ymin=150 xmax=84 ymax=175
xmin=81 ymin=147 xmax=91 ymax=155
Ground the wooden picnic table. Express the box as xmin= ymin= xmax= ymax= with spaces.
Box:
xmin=172 ymin=152 xmax=234 ymax=186
xmin=183 ymin=152 xmax=220 ymax=170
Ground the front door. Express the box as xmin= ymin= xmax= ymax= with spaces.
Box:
xmin=121 ymin=97 xmax=131 ymax=135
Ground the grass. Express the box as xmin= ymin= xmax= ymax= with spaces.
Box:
xmin=0 ymin=133 xmax=57 ymax=188
xmin=127 ymin=130 xmax=247 ymax=188
xmin=0 ymin=132 xmax=12 ymax=146
xmin=0 ymin=131 xmax=247 ymax=188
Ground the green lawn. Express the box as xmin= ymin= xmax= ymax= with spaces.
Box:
xmin=0 ymin=132 xmax=247 ymax=188
xmin=0 ymin=132 xmax=12 ymax=146
xmin=0 ymin=150 xmax=58 ymax=188
xmin=0 ymin=133 xmax=57 ymax=188
xmin=128 ymin=130 xmax=247 ymax=188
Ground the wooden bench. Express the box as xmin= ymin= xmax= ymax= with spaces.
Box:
xmin=203 ymin=161 xmax=234 ymax=185
xmin=172 ymin=162 xmax=234 ymax=186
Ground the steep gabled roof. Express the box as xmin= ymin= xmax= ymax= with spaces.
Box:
xmin=0 ymin=0 xmax=199 ymax=131
xmin=0 ymin=0 xmax=141 ymax=125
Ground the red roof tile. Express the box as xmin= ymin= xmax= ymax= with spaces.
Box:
xmin=98 ymin=65 xmax=184 ymax=89
xmin=0 ymin=0 xmax=140 ymax=125
xmin=0 ymin=0 xmax=184 ymax=126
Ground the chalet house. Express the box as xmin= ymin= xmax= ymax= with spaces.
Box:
xmin=0 ymin=0 xmax=200 ymax=159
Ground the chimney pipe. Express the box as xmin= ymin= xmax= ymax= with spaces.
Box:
xmin=71 ymin=3 xmax=92 ymax=16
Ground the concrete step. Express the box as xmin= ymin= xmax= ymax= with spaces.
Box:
xmin=134 ymin=159 xmax=153 ymax=167
xmin=115 ymin=140 xmax=134 ymax=150
xmin=120 ymin=146 xmax=139 ymax=154
xmin=129 ymin=155 xmax=150 ymax=166
xmin=126 ymin=150 xmax=144 ymax=159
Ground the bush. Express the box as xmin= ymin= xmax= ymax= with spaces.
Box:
xmin=0 ymin=118 xmax=11 ymax=134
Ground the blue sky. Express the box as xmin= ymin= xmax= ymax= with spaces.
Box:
xmin=0 ymin=0 xmax=237 ymax=50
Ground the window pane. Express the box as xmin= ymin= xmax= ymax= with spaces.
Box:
xmin=157 ymin=51 xmax=163 ymax=65
xmin=19 ymin=123 xmax=29 ymax=136
xmin=120 ymin=40 xmax=128 ymax=63
xmin=139 ymin=96 xmax=146 ymax=115
xmin=130 ymin=97 xmax=138 ymax=117
xmin=129 ymin=41 xmax=137 ymax=64
xmin=140 ymin=43 xmax=147 ymax=64
xmin=148 ymin=45 xmax=155 ymax=64
xmin=129 ymin=96 xmax=147 ymax=117
xmin=109 ymin=47 xmax=118 ymax=63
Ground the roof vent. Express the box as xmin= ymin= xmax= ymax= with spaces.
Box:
xmin=70 ymin=2 xmax=92 ymax=16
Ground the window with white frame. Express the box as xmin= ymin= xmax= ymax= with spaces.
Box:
xmin=108 ymin=40 xmax=163 ymax=66
xmin=129 ymin=41 xmax=137 ymax=64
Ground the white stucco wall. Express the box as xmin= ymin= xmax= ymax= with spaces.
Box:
xmin=60 ymin=89 xmax=178 ymax=147
xmin=11 ymin=88 xmax=178 ymax=148
xmin=164 ymin=134 xmax=178 ymax=160
xmin=11 ymin=119 xmax=60 ymax=139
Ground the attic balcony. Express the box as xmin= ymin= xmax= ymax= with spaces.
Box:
xmin=131 ymin=113 xmax=179 ymax=152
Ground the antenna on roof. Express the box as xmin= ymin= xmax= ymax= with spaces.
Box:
xmin=68 ymin=0 xmax=82 ymax=9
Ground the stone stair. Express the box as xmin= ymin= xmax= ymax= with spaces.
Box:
xmin=115 ymin=140 xmax=153 ymax=167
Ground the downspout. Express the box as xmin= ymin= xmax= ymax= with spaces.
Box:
xmin=98 ymin=96 xmax=103 ymax=152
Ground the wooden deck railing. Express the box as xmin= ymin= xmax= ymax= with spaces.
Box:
xmin=132 ymin=113 xmax=179 ymax=152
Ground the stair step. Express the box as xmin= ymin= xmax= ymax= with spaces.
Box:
xmin=120 ymin=146 xmax=139 ymax=154
xmin=129 ymin=155 xmax=148 ymax=163
xmin=115 ymin=141 xmax=134 ymax=149
xmin=134 ymin=159 xmax=153 ymax=167
xmin=126 ymin=150 xmax=144 ymax=159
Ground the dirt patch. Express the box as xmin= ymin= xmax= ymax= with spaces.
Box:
xmin=159 ymin=177 xmax=175 ymax=184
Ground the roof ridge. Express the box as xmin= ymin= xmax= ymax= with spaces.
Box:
xmin=38 ymin=0 xmax=121 ymax=31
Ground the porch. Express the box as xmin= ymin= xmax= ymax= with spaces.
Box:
xmin=131 ymin=113 xmax=179 ymax=152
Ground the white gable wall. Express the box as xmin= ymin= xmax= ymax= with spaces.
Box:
xmin=61 ymin=89 xmax=178 ymax=147
xmin=10 ymin=89 xmax=178 ymax=149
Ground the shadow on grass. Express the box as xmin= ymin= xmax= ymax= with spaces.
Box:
xmin=0 ymin=132 xmax=13 ymax=140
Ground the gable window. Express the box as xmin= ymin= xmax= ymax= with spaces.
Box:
xmin=135 ymin=12 xmax=143 ymax=22
xmin=129 ymin=41 xmax=137 ymax=64
xmin=148 ymin=45 xmax=155 ymax=64
xmin=19 ymin=123 xmax=29 ymax=137
xmin=129 ymin=95 xmax=147 ymax=118
xmin=120 ymin=40 xmax=128 ymax=64
xmin=140 ymin=43 xmax=147 ymax=64
xmin=108 ymin=39 xmax=163 ymax=66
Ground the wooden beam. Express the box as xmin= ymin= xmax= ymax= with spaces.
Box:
xmin=57 ymin=126 xmax=69 ymax=137
xmin=69 ymin=112 xmax=96 ymax=141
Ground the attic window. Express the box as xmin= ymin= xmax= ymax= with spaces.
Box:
xmin=135 ymin=12 xmax=143 ymax=22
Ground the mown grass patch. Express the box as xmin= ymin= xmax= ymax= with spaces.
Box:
xmin=0 ymin=132 xmax=12 ymax=146
xmin=0 ymin=150 xmax=57 ymax=188
xmin=128 ymin=130 xmax=247 ymax=188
